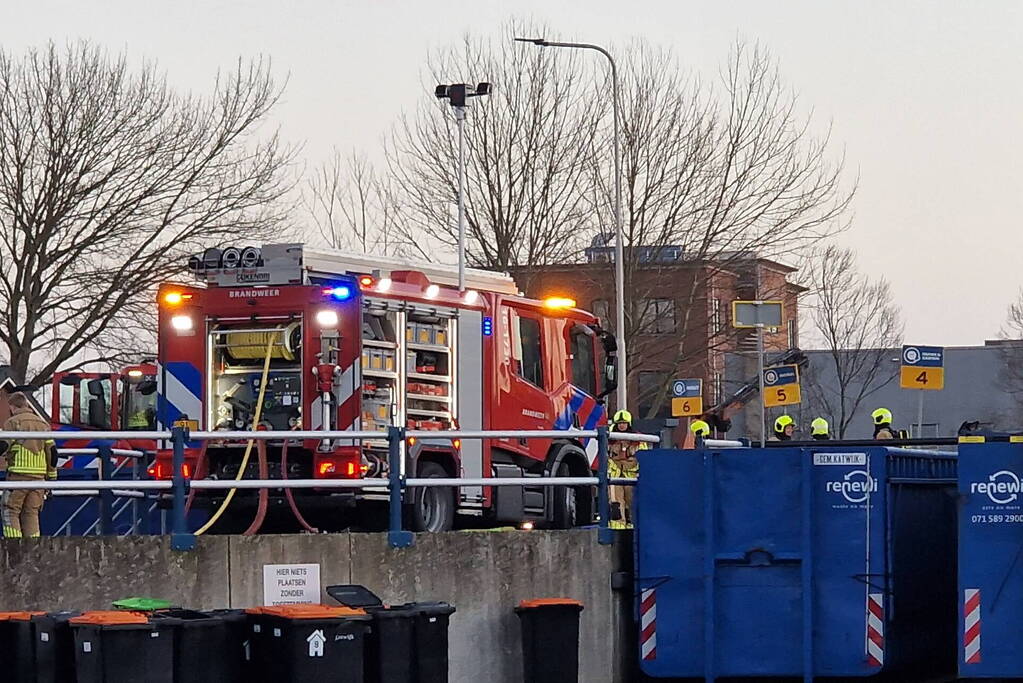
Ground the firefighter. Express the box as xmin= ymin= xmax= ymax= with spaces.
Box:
xmin=810 ymin=417 xmax=831 ymax=440
xmin=872 ymin=408 xmax=896 ymax=440
xmin=126 ymin=406 xmax=155 ymax=430
xmin=1 ymin=392 xmax=57 ymax=539
xmin=690 ymin=419 xmax=711 ymax=439
xmin=608 ymin=409 xmax=646 ymax=529
xmin=771 ymin=415 xmax=796 ymax=441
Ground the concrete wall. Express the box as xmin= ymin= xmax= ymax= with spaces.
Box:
xmin=0 ymin=530 xmax=631 ymax=682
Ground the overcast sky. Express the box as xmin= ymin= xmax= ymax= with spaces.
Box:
xmin=4 ymin=0 xmax=1021 ymax=346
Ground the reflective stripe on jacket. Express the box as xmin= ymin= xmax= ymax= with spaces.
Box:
xmin=3 ymin=408 xmax=56 ymax=480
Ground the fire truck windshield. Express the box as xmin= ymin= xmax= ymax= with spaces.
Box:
xmin=123 ymin=380 xmax=158 ymax=430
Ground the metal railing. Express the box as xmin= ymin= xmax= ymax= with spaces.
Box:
xmin=0 ymin=426 xmax=658 ymax=550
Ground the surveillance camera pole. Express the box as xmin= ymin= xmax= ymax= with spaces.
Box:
xmin=436 ymin=83 xmax=489 ymax=293
xmin=455 ymin=104 xmax=467 ymax=292
xmin=514 ymin=37 xmax=627 ymax=412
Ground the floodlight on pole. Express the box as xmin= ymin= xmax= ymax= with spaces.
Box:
xmin=435 ymin=82 xmax=491 ymax=292
xmin=514 ymin=36 xmax=627 ymax=412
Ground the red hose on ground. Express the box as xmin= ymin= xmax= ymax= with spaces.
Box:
xmin=242 ymin=440 xmax=269 ymax=536
xmin=281 ymin=440 xmax=319 ymax=533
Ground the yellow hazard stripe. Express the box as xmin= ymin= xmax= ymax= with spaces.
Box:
xmin=1011 ymin=436 xmax=1023 ymax=443
xmin=959 ymin=436 xmax=985 ymax=443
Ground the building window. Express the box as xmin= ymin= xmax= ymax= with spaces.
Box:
xmin=709 ymin=298 xmax=724 ymax=337
xmin=911 ymin=423 xmax=939 ymax=438
xmin=713 ymin=372 xmax=723 ymax=404
xmin=640 ymin=298 xmax=676 ymax=335
xmin=515 ymin=316 xmax=544 ymax=389
xmin=787 ymin=319 xmax=797 ymax=348
xmin=590 ymin=299 xmax=610 ymax=325
xmin=637 ymin=371 xmax=670 ymax=418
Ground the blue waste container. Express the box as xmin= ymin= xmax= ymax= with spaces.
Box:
xmin=957 ymin=439 xmax=1023 ymax=678
xmin=635 ymin=445 xmax=957 ymax=680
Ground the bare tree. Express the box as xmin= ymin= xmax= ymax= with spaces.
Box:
xmin=587 ymin=41 xmax=855 ymax=417
xmin=994 ymin=290 xmax=1023 ymax=420
xmin=0 ymin=42 xmax=295 ymax=386
xmin=800 ymin=245 xmax=903 ymax=437
xmin=386 ymin=20 xmax=602 ymax=273
xmin=304 ymin=149 xmax=407 ymax=255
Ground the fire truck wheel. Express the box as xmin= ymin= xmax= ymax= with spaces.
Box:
xmin=552 ymin=461 xmax=579 ymax=529
xmin=408 ymin=460 xmax=455 ymax=533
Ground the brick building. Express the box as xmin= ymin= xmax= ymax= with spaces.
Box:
xmin=508 ymin=246 xmax=804 ymax=426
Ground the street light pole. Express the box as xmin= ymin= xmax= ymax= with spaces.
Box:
xmin=515 ymin=37 xmax=627 ymax=411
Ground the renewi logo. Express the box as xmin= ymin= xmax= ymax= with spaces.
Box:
xmin=825 ymin=470 xmax=878 ymax=504
xmin=971 ymin=470 xmax=1023 ymax=505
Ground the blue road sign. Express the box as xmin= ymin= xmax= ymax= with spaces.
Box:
xmin=672 ymin=379 xmax=703 ymax=398
xmin=902 ymin=345 xmax=944 ymax=368
xmin=763 ymin=365 xmax=799 ymax=387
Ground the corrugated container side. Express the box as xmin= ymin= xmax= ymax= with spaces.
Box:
xmin=636 ymin=446 xmax=956 ymax=680
xmin=958 ymin=441 xmax=1023 ymax=678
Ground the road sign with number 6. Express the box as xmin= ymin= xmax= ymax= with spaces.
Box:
xmin=671 ymin=378 xmax=703 ymax=416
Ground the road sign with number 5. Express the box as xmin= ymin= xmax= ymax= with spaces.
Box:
xmin=763 ymin=364 xmax=801 ymax=407
xmin=764 ymin=383 xmax=801 ymax=408
xmin=900 ymin=345 xmax=944 ymax=390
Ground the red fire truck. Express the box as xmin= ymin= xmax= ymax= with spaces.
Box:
xmin=51 ymin=363 xmax=159 ymax=468
xmin=148 ymin=244 xmax=616 ymax=532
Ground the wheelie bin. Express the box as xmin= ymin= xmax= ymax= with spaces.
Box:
xmin=32 ymin=611 xmax=80 ymax=683
xmin=250 ymin=604 xmax=371 ymax=683
xmin=70 ymin=610 xmax=175 ymax=683
xmin=0 ymin=611 xmax=46 ymax=683
xmin=515 ymin=599 xmax=584 ymax=683
xmin=152 ymin=608 xmax=245 ymax=683
xmin=327 ymin=584 xmax=456 ymax=683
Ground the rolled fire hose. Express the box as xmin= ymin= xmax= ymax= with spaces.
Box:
xmin=194 ymin=333 xmax=277 ymax=536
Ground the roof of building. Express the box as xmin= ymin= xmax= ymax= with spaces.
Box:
xmin=0 ymin=366 xmax=49 ymax=419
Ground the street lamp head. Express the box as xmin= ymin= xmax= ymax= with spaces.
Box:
xmin=435 ymin=84 xmax=449 ymax=99
xmin=513 ymin=36 xmax=547 ymax=46
xmin=475 ymin=82 xmax=491 ymax=96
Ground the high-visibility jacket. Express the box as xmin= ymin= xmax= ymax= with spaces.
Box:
xmin=3 ymin=407 xmax=56 ymax=480
xmin=127 ymin=411 xmax=150 ymax=428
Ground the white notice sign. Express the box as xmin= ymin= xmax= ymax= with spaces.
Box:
xmin=813 ymin=453 xmax=867 ymax=466
xmin=262 ymin=563 xmax=321 ymax=606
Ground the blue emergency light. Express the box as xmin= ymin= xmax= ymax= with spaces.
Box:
xmin=323 ymin=285 xmax=353 ymax=301
xmin=482 ymin=316 xmax=493 ymax=336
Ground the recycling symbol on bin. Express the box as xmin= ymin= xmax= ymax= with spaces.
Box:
xmin=307 ymin=629 xmax=326 ymax=657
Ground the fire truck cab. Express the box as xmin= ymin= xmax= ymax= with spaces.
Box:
xmin=51 ymin=363 xmax=159 ymax=465
xmin=151 ymin=244 xmax=616 ymax=532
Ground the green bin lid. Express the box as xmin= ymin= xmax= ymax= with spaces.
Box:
xmin=112 ymin=597 xmax=174 ymax=611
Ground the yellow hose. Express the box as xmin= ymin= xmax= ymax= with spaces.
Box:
xmin=195 ymin=332 xmax=277 ymax=536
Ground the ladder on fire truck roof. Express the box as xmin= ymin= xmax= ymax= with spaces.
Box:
xmin=301 ymin=246 xmax=520 ymax=295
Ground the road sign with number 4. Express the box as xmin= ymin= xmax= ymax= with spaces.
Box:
xmin=671 ymin=378 xmax=703 ymax=417
xmin=899 ymin=345 xmax=944 ymax=391
xmin=763 ymin=364 xmax=801 ymax=408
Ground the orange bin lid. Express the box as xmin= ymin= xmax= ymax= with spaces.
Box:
xmin=260 ymin=604 xmax=367 ymax=620
xmin=0 ymin=611 xmax=45 ymax=621
xmin=518 ymin=598 xmax=584 ymax=609
xmin=70 ymin=611 xmax=149 ymax=626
